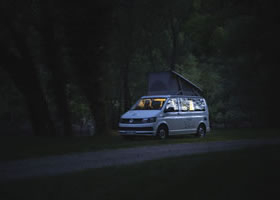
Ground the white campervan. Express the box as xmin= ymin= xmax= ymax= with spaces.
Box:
xmin=118 ymin=71 xmax=210 ymax=139
xmin=118 ymin=95 xmax=210 ymax=139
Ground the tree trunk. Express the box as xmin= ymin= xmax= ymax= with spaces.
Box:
xmin=169 ymin=17 xmax=178 ymax=71
xmin=0 ymin=44 xmax=55 ymax=136
xmin=62 ymin=0 xmax=113 ymax=135
xmin=75 ymin=69 xmax=109 ymax=135
xmin=121 ymin=0 xmax=134 ymax=112
xmin=148 ymin=45 xmax=156 ymax=72
xmin=123 ymin=62 xmax=131 ymax=111
xmin=47 ymin=67 xmax=72 ymax=136
xmin=39 ymin=2 xmax=73 ymax=136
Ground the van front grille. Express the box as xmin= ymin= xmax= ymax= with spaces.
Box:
xmin=118 ymin=127 xmax=153 ymax=131
xmin=120 ymin=118 xmax=143 ymax=124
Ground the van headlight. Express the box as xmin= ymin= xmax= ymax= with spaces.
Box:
xmin=142 ymin=117 xmax=157 ymax=123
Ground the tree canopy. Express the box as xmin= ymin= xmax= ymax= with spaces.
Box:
xmin=0 ymin=0 xmax=279 ymax=135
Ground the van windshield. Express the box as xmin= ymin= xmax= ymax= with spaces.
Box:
xmin=132 ymin=98 xmax=166 ymax=110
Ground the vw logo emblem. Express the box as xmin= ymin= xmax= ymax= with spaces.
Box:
xmin=129 ymin=119 xmax=133 ymax=123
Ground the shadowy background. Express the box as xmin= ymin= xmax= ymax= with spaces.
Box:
xmin=0 ymin=0 xmax=279 ymax=136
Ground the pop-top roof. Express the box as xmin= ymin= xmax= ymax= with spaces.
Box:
xmin=147 ymin=71 xmax=202 ymax=96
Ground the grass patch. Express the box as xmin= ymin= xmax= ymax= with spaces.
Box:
xmin=0 ymin=128 xmax=279 ymax=161
xmin=1 ymin=144 xmax=280 ymax=200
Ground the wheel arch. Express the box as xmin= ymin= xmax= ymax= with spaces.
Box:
xmin=197 ymin=122 xmax=206 ymax=131
xmin=156 ymin=122 xmax=169 ymax=134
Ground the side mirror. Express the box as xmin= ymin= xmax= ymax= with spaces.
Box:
xmin=164 ymin=107 xmax=175 ymax=113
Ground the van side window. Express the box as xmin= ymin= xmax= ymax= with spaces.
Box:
xmin=180 ymin=98 xmax=206 ymax=112
xmin=179 ymin=98 xmax=189 ymax=111
xmin=189 ymin=99 xmax=195 ymax=111
xmin=166 ymin=98 xmax=179 ymax=112
xmin=192 ymin=98 xmax=206 ymax=111
xmin=179 ymin=98 xmax=195 ymax=111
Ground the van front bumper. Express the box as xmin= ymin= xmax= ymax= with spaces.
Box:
xmin=118 ymin=123 xmax=156 ymax=136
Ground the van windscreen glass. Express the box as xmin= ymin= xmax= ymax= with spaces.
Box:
xmin=132 ymin=98 xmax=166 ymax=110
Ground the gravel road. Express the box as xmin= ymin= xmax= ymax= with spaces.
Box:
xmin=1 ymin=138 xmax=280 ymax=182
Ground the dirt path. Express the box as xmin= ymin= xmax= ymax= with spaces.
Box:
xmin=1 ymin=138 xmax=280 ymax=182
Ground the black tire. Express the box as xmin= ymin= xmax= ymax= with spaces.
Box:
xmin=157 ymin=125 xmax=168 ymax=139
xmin=196 ymin=124 xmax=206 ymax=138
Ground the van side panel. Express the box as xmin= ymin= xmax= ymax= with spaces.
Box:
xmin=118 ymin=95 xmax=210 ymax=137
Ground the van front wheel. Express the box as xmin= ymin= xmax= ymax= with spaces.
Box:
xmin=157 ymin=126 xmax=168 ymax=139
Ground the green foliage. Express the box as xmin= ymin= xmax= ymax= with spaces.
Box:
xmin=209 ymin=26 xmax=227 ymax=53
xmin=1 ymin=0 xmax=278 ymax=134
xmin=68 ymin=87 xmax=91 ymax=123
xmin=176 ymin=54 xmax=225 ymax=124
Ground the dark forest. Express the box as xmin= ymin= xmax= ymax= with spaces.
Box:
xmin=0 ymin=0 xmax=279 ymax=136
